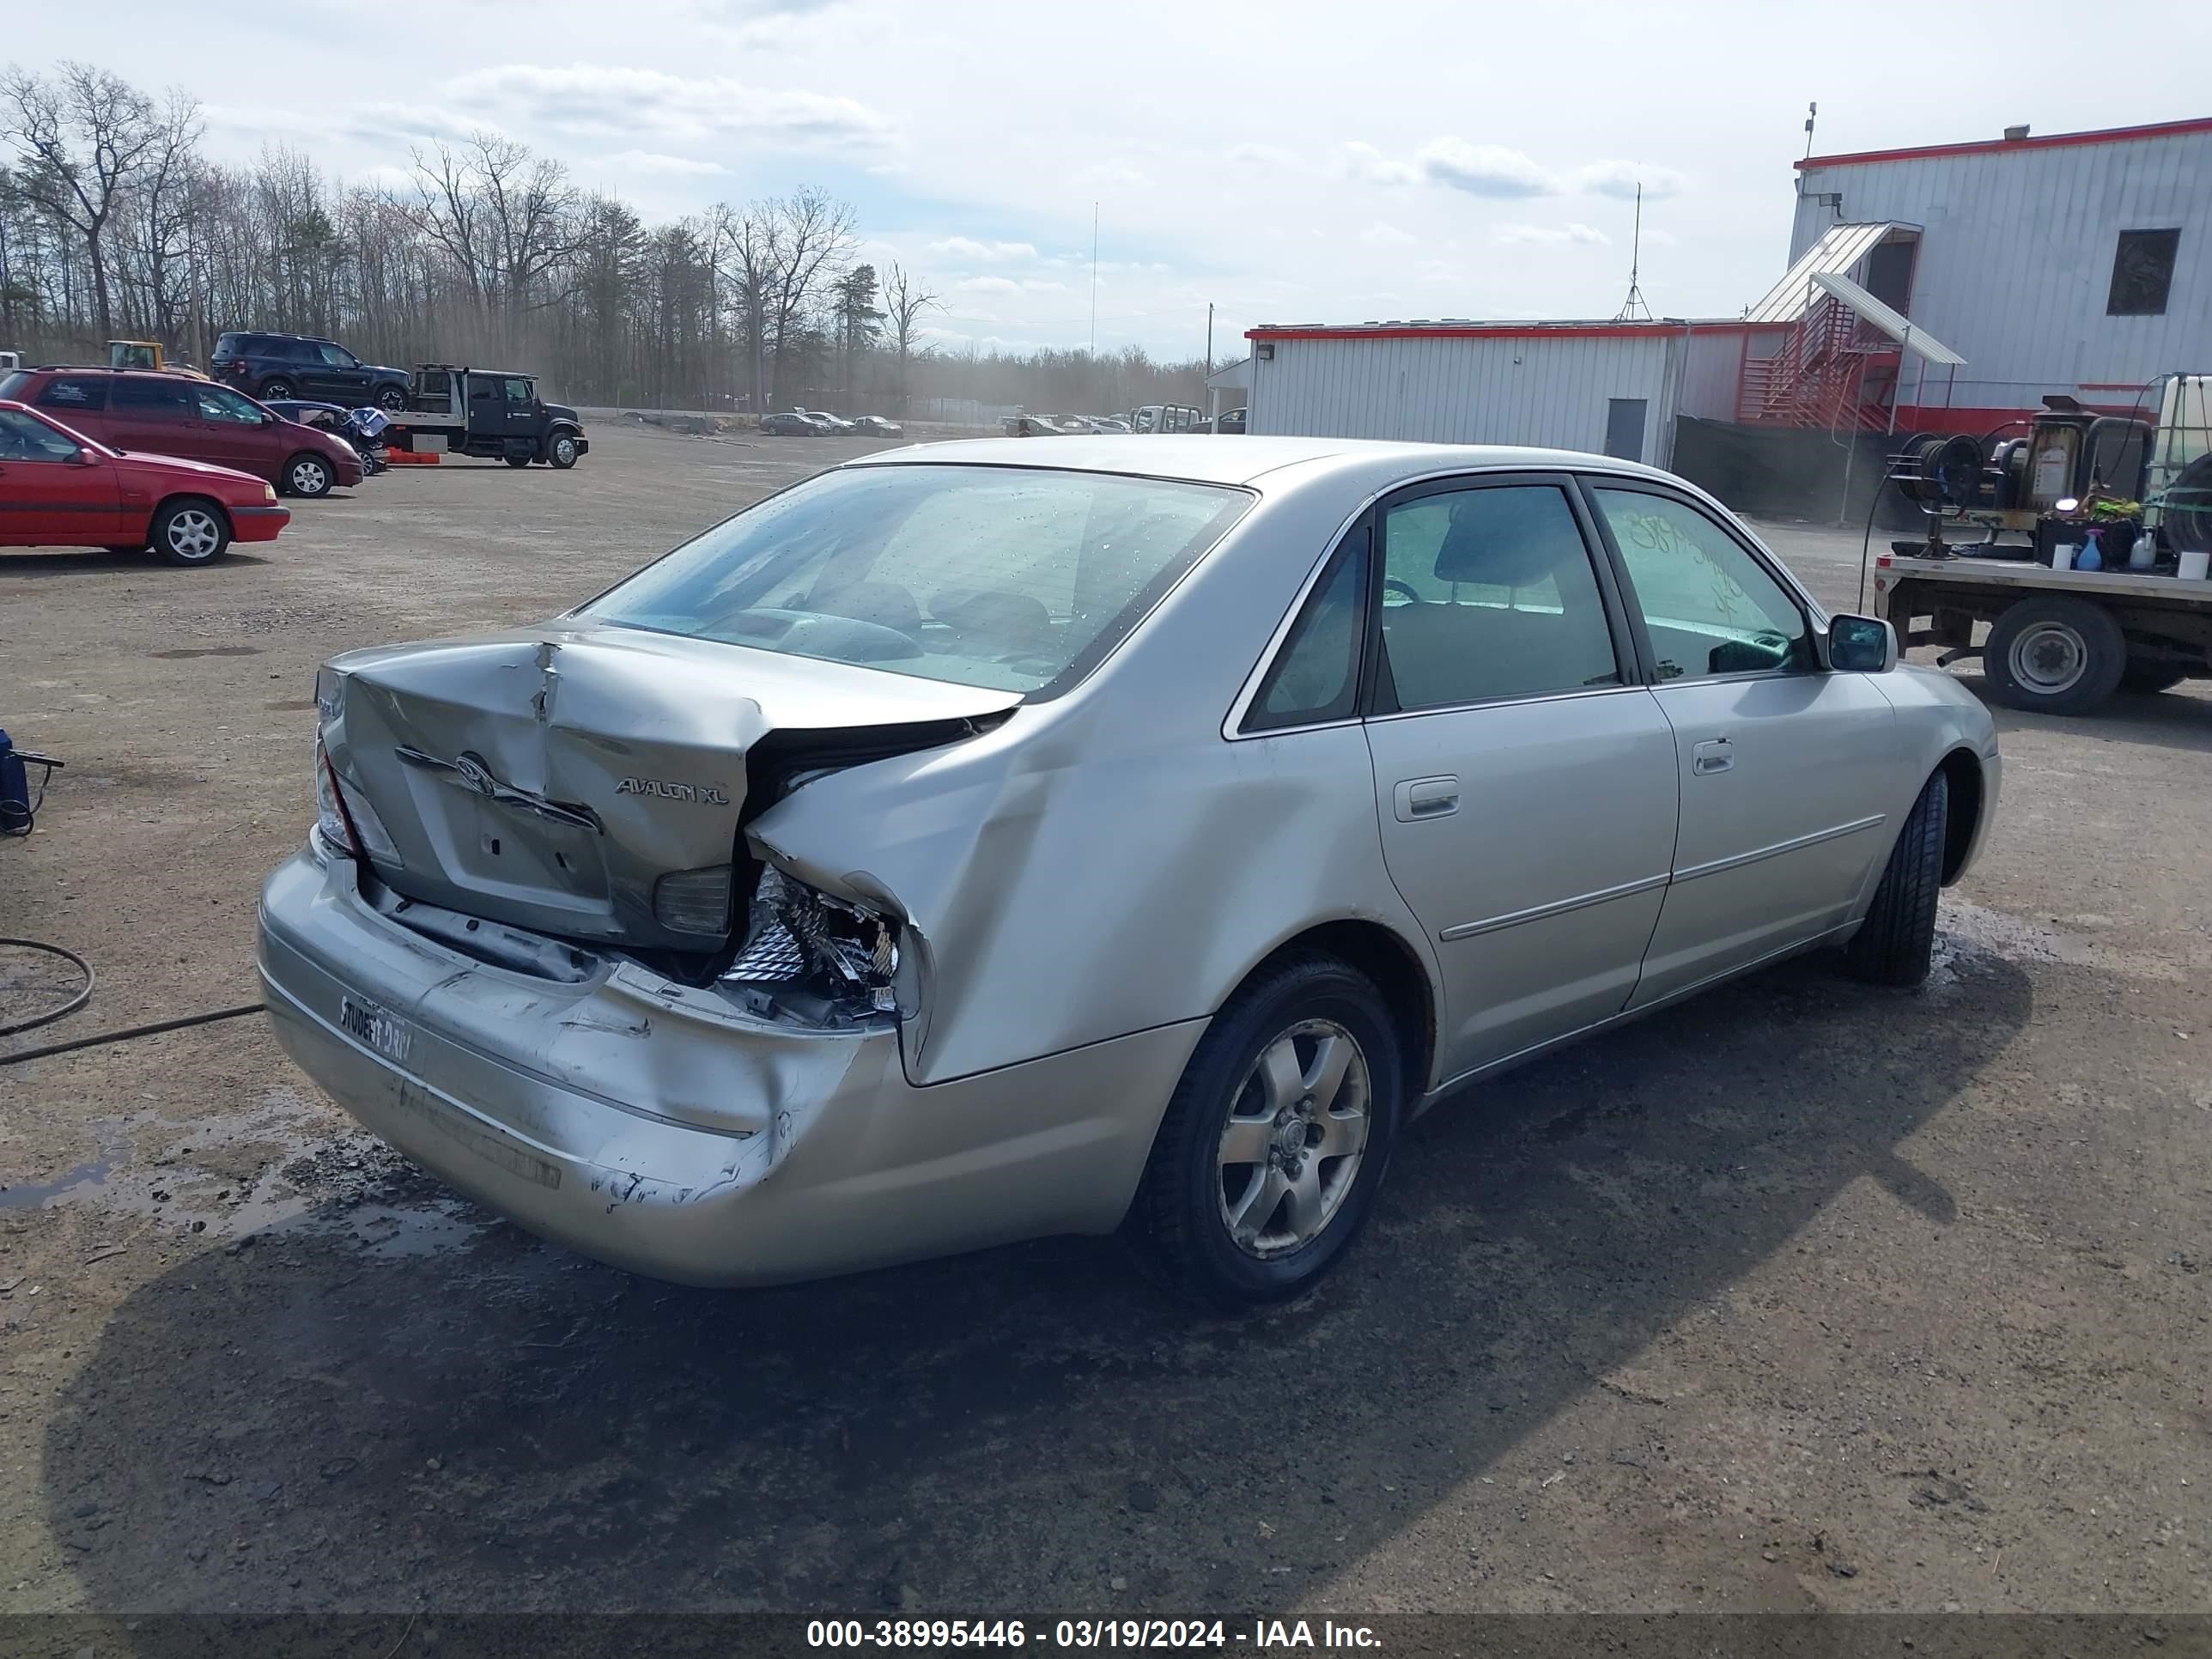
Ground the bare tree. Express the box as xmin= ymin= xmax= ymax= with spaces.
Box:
xmin=882 ymin=260 xmax=941 ymax=414
xmin=0 ymin=61 xmax=166 ymax=339
xmin=762 ymin=187 xmax=856 ymax=401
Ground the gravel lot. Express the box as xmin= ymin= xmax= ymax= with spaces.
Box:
xmin=2 ymin=427 xmax=2207 ymax=1618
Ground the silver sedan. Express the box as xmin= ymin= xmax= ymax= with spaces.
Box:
xmin=258 ymin=438 xmax=1999 ymax=1304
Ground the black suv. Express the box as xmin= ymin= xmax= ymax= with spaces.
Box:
xmin=210 ymin=333 xmax=412 ymax=411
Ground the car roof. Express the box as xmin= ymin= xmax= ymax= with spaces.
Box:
xmin=842 ymin=434 xmax=1685 ymax=492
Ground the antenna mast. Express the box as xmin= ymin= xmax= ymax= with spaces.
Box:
xmin=1613 ymin=183 xmax=1652 ymax=322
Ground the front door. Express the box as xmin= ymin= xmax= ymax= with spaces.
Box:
xmin=0 ymin=409 xmax=122 ymax=543
xmin=190 ymin=383 xmax=279 ymax=478
xmin=497 ymin=375 xmax=541 ymax=449
xmin=1582 ymin=483 xmax=1901 ymax=1005
xmin=312 ymin=342 xmax=368 ymax=403
xmin=1361 ymin=477 xmax=1680 ymax=1079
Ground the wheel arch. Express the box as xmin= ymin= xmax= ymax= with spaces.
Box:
xmin=1936 ymin=745 xmax=1984 ymax=884
xmin=1231 ymin=918 xmax=1437 ymax=1100
xmin=153 ymin=490 xmax=233 ymax=532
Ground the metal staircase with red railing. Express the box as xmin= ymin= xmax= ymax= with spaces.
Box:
xmin=1735 ymin=295 xmax=1899 ymax=430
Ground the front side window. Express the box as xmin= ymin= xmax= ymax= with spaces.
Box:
xmin=195 ymin=385 xmax=264 ymax=424
xmin=1378 ymin=483 xmax=1621 ymax=709
xmin=1591 ymin=488 xmax=1811 ymax=680
xmin=503 ymin=378 xmax=534 ymax=404
xmin=2107 ymin=228 xmax=2180 ymax=316
xmin=584 ymin=465 xmax=1251 ymax=696
xmin=317 ymin=343 xmax=356 ymax=368
xmin=0 ymin=409 xmax=82 ymax=463
xmin=36 ymin=376 xmax=108 ymax=412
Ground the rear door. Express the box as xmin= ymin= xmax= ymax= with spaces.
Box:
xmin=0 ymin=408 xmax=123 ymax=544
xmin=106 ymin=375 xmax=207 ymax=463
xmin=1357 ymin=474 xmax=1680 ymax=1079
xmin=1581 ymin=482 xmax=1900 ymax=1004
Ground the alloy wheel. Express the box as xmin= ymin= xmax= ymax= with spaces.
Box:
xmin=289 ymin=458 xmax=329 ymax=495
xmin=1217 ymin=1019 xmax=1370 ymax=1257
xmin=166 ymin=509 xmax=222 ymax=562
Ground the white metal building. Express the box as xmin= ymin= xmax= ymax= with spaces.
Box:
xmin=1245 ymin=117 xmax=2210 ymax=463
xmin=1787 ymin=118 xmax=2212 ymax=428
xmin=1243 ymin=321 xmax=1751 ymax=465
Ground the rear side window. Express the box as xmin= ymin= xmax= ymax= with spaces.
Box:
xmin=36 ymin=376 xmax=108 ymax=412
xmin=111 ymin=377 xmax=198 ymax=414
xmin=1378 ymin=484 xmax=1622 ymax=709
xmin=1245 ymin=524 xmax=1370 ymax=732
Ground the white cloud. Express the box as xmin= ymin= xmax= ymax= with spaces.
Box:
xmin=606 ymin=149 xmax=731 ymax=177
xmin=1229 ymin=142 xmax=1297 ymax=167
xmin=932 ymin=236 xmax=1037 ymax=262
xmin=1021 ymin=279 xmax=1069 ymax=292
xmin=956 ymin=276 xmax=1023 ymax=295
xmin=1336 ymin=142 xmax=1420 ymax=186
xmin=1359 ymin=222 xmax=1417 ymax=247
xmin=1491 ymin=222 xmax=1611 ymax=246
xmin=1076 ymin=161 xmax=1150 ymax=189
xmin=1575 ymin=160 xmax=1687 ymax=199
xmin=441 ymin=63 xmax=894 ymax=151
xmin=1417 ymin=138 xmax=1560 ymax=198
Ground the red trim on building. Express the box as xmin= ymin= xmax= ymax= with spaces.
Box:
xmin=1797 ymin=115 xmax=2212 ymax=172
xmin=1245 ymin=321 xmax=1759 ymax=343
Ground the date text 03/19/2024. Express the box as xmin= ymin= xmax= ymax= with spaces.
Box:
xmin=805 ymin=1622 xmax=1382 ymax=1650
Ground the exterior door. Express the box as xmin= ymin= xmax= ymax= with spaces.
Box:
xmin=313 ymin=342 xmax=368 ymax=402
xmin=498 ymin=376 xmax=542 ymax=447
xmin=189 ymin=383 xmax=278 ymax=477
xmin=0 ymin=409 xmax=123 ymax=543
xmin=1582 ymin=483 xmax=1901 ymax=1005
xmin=106 ymin=375 xmax=208 ymax=464
xmin=1360 ymin=477 xmax=1680 ymax=1079
xmin=1603 ymin=398 xmax=1647 ymax=462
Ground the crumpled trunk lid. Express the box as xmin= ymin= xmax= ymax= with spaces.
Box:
xmin=320 ymin=623 xmax=1019 ymax=952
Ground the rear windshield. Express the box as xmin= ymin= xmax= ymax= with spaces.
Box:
xmin=582 ymin=464 xmax=1250 ymax=696
xmin=0 ymin=371 xmax=27 ymax=400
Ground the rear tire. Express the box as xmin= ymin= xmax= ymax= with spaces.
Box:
xmin=283 ymin=453 xmax=334 ymax=498
xmin=258 ymin=377 xmax=297 ymax=402
xmin=1127 ymin=952 xmax=1401 ymax=1307
xmin=1844 ymin=769 xmax=1948 ymax=987
xmin=149 ymin=499 xmax=230 ymax=568
xmin=505 ymin=455 xmax=532 ymax=469
xmin=2119 ymin=661 xmax=2189 ymax=696
xmin=1983 ymin=595 xmax=2126 ymax=715
xmin=375 ymin=386 xmax=408 ymax=413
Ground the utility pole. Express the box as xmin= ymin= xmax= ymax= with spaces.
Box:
xmin=1205 ymin=302 xmax=1213 ymax=379
xmin=1089 ymin=203 xmax=1099 ymax=359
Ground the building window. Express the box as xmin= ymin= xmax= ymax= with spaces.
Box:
xmin=2106 ymin=228 xmax=2180 ymax=316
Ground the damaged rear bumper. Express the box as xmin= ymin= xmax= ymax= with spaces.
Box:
xmin=255 ymin=848 xmax=1201 ymax=1286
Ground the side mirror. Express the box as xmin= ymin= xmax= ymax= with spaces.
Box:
xmin=1826 ymin=613 xmax=1898 ymax=673
xmin=71 ymin=448 xmax=98 ymax=466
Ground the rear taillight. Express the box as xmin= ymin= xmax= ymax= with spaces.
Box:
xmin=314 ymin=741 xmax=360 ymax=860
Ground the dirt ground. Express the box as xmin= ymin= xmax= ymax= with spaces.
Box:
xmin=1 ymin=426 xmax=2206 ymax=1619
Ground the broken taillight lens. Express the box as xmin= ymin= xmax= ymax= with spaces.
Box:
xmin=314 ymin=738 xmax=398 ymax=864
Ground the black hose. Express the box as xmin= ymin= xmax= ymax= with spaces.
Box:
xmin=0 ymin=937 xmax=94 ymax=1037
xmin=1 ymin=1000 xmax=264 ymax=1066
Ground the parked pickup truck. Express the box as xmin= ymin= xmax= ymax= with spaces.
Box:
xmin=380 ymin=366 xmax=588 ymax=468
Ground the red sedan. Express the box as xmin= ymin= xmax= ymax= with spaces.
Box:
xmin=0 ymin=399 xmax=289 ymax=567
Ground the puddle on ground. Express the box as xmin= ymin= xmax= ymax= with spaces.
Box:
xmin=0 ymin=1088 xmax=489 ymax=1261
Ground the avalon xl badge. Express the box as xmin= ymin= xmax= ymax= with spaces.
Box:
xmin=616 ymin=777 xmax=731 ymax=805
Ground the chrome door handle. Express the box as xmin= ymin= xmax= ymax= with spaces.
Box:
xmin=1394 ymin=775 xmax=1461 ymax=821
xmin=1692 ymin=738 xmax=1733 ymax=775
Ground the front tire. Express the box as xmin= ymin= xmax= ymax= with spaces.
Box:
xmin=150 ymin=499 xmax=231 ymax=568
xmin=1984 ymin=595 xmax=2125 ymax=715
xmin=1844 ymin=769 xmax=1948 ymax=987
xmin=1128 ymin=953 xmax=1401 ymax=1306
xmin=283 ymin=453 xmax=334 ymax=498
xmin=548 ymin=431 xmax=580 ymax=469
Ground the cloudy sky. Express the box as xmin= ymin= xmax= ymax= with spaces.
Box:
xmin=11 ymin=0 xmax=2209 ymax=359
